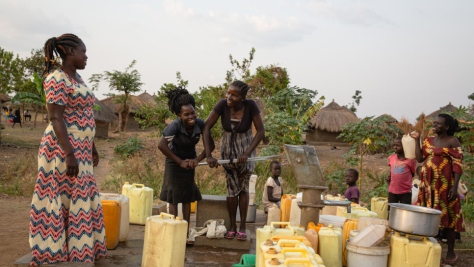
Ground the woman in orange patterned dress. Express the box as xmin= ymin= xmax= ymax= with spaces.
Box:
xmin=29 ymin=34 xmax=106 ymax=265
xmin=410 ymin=114 xmax=464 ymax=266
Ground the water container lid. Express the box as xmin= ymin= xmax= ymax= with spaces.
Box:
xmin=124 ymin=182 xmax=129 ymax=185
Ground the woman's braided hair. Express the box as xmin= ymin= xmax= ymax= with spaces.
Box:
xmin=230 ymin=80 xmax=250 ymax=98
xmin=43 ymin=33 xmax=82 ymax=76
xmin=166 ymin=86 xmax=196 ymax=115
xmin=437 ymin=113 xmax=459 ymax=136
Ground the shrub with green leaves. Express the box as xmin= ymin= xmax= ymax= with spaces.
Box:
xmin=114 ymin=136 xmax=143 ymax=158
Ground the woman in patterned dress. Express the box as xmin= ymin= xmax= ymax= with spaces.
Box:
xmin=203 ymin=81 xmax=265 ymax=241
xmin=29 ymin=34 xmax=106 ymax=265
xmin=410 ymin=114 xmax=464 ymax=265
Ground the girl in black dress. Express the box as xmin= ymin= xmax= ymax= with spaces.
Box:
xmin=158 ymin=87 xmax=214 ymax=245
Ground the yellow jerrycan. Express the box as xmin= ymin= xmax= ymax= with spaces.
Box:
xmin=100 ymin=193 xmax=130 ymax=242
xmin=124 ymin=183 xmax=153 ymax=225
xmin=370 ymin=197 xmax=388 ymax=220
xmin=256 ymin=221 xmax=305 ymax=267
xmin=101 ymin=199 xmax=121 ymax=250
xmin=318 ymin=225 xmax=342 ymax=267
xmin=388 ymin=232 xmax=441 ymax=267
xmin=280 ymin=194 xmax=294 ymax=222
xmin=141 ymin=213 xmax=188 ymax=267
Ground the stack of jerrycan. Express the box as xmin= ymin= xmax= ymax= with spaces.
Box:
xmin=101 ymin=199 xmax=121 ymax=250
xmin=260 ymin=239 xmax=326 ymax=267
xmin=141 ymin=213 xmax=187 ymax=267
xmin=122 ymin=182 xmax=153 ymax=225
xmin=256 ymin=222 xmax=305 ymax=267
xmin=318 ymin=225 xmax=342 ymax=267
xmin=370 ymin=197 xmax=388 ymax=220
xmin=100 ymin=193 xmax=130 ymax=242
xmin=388 ymin=232 xmax=441 ymax=267
xmin=337 ymin=206 xmax=377 ymax=219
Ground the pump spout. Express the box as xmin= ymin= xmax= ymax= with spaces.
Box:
xmin=323 ymin=200 xmax=352 ymax=213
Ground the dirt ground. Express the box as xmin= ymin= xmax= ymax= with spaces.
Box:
xmin=1 ymin=119 xmax=473 ymax=266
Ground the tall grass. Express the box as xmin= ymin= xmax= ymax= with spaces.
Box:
xmin=101 ymin=155 xmax=164 ymax=199
xmin=0 ymin=150 xmax=37 ymax=196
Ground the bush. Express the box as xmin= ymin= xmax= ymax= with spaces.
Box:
xmin=114 ymin=136 xmax=143 ymax=158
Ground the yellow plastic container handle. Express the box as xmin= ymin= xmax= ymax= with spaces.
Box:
xmin=132 ymin=183 xmax=145 ymax=188
xmin=284 ymin=257 xmax=312 ymax=266
xmin=159 ymin=212 xmax=176 ymax=220
xmin=271 ymin=221 xmax=291 ymax=228
xmin=281 ymin=248 xmax=307 ymax=258
xmin=276 ymin=239 xmax=301 ymax=248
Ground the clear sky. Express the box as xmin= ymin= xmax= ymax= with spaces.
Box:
xmin=1 ymin=0 xmax=473 ymax=122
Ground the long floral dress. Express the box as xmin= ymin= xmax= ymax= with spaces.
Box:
xmin=418 ymin=137 xmax=464 ymax=232
xmin=29 ymin=69 xmax=107 ymax=265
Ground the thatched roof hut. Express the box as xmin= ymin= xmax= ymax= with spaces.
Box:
xmin=93 ymin=99 xmax=117 ymax=138
xmin=306 ymin=100 xmax=359 ymax=144
xmin=101 ymin=94 xmax=156 ymax=131
xmin=375 ymin=114 xmax=398 ymax=123
xmin=0 ymin=93 xmax=11 ymax=103
xmin=425 ymin=102 xmax=458 ymax=120
xmin=137 ymin=91 xmax=156 ymax=104
xmin=94 ymin=99 xmax=117 ymax=123
xmin=101 ymin=94 xmax=156 ymax=114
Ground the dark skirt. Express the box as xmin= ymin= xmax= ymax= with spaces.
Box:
xmin=159 ymin=158 xmax=202 ymax=204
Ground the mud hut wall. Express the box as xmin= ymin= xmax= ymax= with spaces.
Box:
xmin=306 ymin=129 xmax=345 ymax=143
xmin=110 ymin=113 xmax=142 ymax=131
xmin=95 ymin=121 xmax=109 ymax=138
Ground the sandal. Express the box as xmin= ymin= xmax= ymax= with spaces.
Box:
xmin=236 ymin=231 xmax=247 ymax=241
xmin=186 ymin=239 xmax=194 ymax=246
xmin=442 ymin=253 xmax=458 ymax=265
xmin=224 ymin=231 xmax=236 ymax=239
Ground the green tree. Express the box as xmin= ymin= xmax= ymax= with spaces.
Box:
xmin=134 ymin=72 xmax=188 ymax=130
xmin=263 ymin=87 xmax=325 ymax=154
xmin=21 ymin=48 xmax=45 ymax=77
xmin=349 ymin=90 xmax=362 ymax=112
xmin=11 ymin=73 xmax=46 ymax=128
xmin=247 ymin=65 xmax=290 ymax=101
xmin=338 ymin=116 xmax=400 ymax=192
xmin=225 ymin=47 xmax=256 ymax=84
xmin=89 ymin=60 xmax=143 ymax=132
xmin=194 ymin=84 xmax=226 ymax=138
xmin=1 ymin=47 xmax=24 ymax=143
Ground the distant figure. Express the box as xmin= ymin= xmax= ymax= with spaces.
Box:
xmin=344 ymin=168 xmax=360 ymax=204
xmin=24 ymin=109 xmax=32 ymax=121
xmin=410 ymin=114 xmax=464 ymax=265
xmin=262 ymin=160 xmax=284 ymax=214
xmin=386 ymin=136 xmax=417 ymax=205
xmin=12 ymin=108 xmax=22 ymax=128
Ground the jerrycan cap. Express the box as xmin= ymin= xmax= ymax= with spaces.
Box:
xmin=124 ymin=182 xmax=130 ymax=185
xmin=269 ymin=258 xmax=280 ymax=265
xmin=266 ymin=248 xmax=278 ymax=254
xmin=264 ymin=239 xmax=274 ymax=246
xmin=176 ymin=216 xmax=183 ymax=221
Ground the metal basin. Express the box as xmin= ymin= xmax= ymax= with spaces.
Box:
xmin=388 ymin=203 xmax=442 ymax=237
